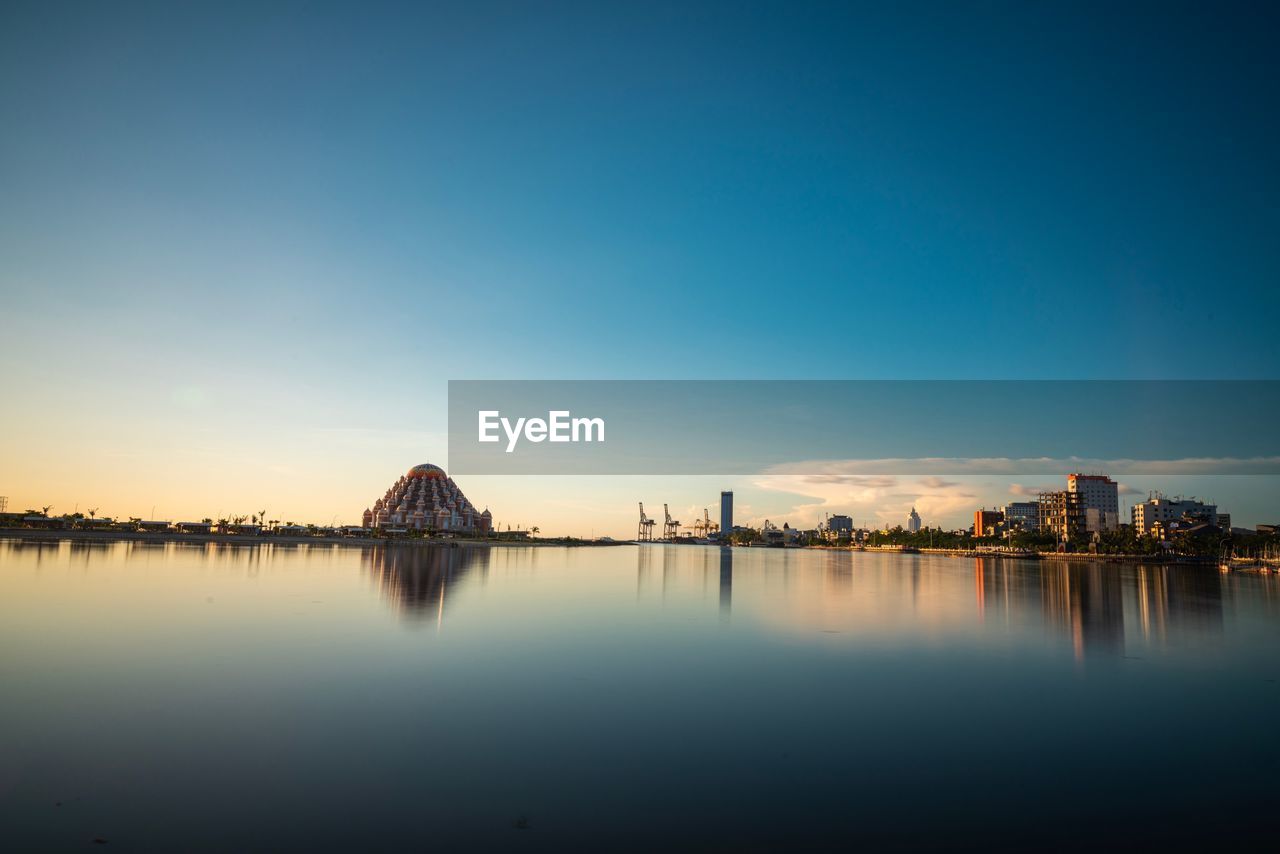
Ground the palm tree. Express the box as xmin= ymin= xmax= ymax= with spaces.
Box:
xmin=88 ymin=507 xmax=99 ymax=520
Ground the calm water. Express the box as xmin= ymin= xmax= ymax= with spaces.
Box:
xmin=2 ymin=539 xmax=1278 ymax=851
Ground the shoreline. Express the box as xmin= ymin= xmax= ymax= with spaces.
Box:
xmin=0 ymin=530 xmax=1236 ymax=566
xmin=0 ymin=528 xmax=626 ymax=549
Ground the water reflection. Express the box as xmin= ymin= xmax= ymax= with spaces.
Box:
xmin=718 ymin=546 xmax=732 ymax=619
xmin=976 ymin=557 xmax=1224 ymax=660
xmin=362 ymin=545 xmax=488 ymax=625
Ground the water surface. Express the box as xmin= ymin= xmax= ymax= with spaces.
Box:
xmin=2 ymin=540 xmax=1277 ymax=850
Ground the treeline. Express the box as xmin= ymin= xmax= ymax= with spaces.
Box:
xmin=724 ymin=525 xmax=1279 ymax=557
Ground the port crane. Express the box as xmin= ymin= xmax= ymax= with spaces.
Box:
xmin=663 ymin=504 xmax=680 ymax=541
xmin=693 ymin=507 xmax=717 ymax=538
xmin=637 ymin=503 xmax=656 ymax=542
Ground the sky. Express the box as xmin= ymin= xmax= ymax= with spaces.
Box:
xmin=1 ymin=1 xmax=1278 ymax=535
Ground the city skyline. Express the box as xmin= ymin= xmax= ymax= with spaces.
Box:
xmin=3 ymin=467 xmax=1275 ymax=540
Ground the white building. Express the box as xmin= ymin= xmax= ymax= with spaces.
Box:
xmin=906 ymin=507 xmax=921 ymax=533
xmin=1002 ymin=501 xmax=1039 ymax=531
xmin=1131 ymin=495 xmax=1219 ymax=536
xmin=1067 ymin=473 xmax=1120 ymax=533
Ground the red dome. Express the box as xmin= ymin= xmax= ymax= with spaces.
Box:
xmin=407 ymin=463 xmax=447 ymax=479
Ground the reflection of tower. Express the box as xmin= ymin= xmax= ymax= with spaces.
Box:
xmin=718 ymin=546 xmax=733 ymax=619
xmin=1135 ymin=565 xmax=1224 ymax=642
xmin=636 ymin=543 xmax=653 ymax=597
xmin=1042 ymin=562 xmax=1125 ymax=660
xmin=362 ymin=545 xmax=488 ymax=625
xmin=975 ymin=557 xmax=987 ymax=621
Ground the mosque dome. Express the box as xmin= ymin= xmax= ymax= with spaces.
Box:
xmin=407 ymin=463 xmax=447 ymax=479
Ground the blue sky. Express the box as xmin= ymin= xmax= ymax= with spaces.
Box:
xmin=1 ymin=1 xmax=1277 ymax=531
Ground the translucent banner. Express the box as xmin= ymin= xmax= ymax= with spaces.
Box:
xmin=447 ymin=380 xmax=1280 ymax=475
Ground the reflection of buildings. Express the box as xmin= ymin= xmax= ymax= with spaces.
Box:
xmin=362 ymin=464 xmax=492 ymax=534
xmin=1041 ymin=563 xmax=1126 ymax=659
xmin=362 ymin=545 xmax=487 ymax=623
xmin=1132 ymin=564 xmax=1224 ymax=641
xmin=971 ymin=558 xmax=1225 ymax=661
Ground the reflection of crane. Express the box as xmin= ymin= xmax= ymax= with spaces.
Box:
xmin=637 ymin=503 xmax=655 ymax=542
xmin=663 ymin=504 xmax=680 ymax=540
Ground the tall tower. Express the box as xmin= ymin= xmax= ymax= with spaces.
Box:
xmin=907 ymin=507 xmax=921 ymax=533
xmin=720 ymin=491 xmax=733 ymax=539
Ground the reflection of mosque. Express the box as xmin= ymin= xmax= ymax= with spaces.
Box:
xmin=975 ymin=558 xmax=1224 ymax=660
xmin=363 ymin=545 xmax=488 ymax=623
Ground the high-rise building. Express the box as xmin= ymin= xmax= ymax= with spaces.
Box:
xmin=720 ymin=491 xmax=733 ymax=537
xmin=1067 ymin=474 xmax=1119 ymax=532
xmin=907 ymin=507 xmax=922 ymax=533
xmin=1131 ymin=495 xmax=1219 ymax=536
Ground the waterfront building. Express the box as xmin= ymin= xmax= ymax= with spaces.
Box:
xmin=828 ymin=514 xmax=853 ymax=533
xmin=1038 ymin=491 xmax=1085 ymax=541
xmin=1067 ymin=473 xmax=1120 ymax=532
xmin=823 ymin=514 xmax=854 ymax=542
xmin=1002 ymin=501 xmax=1039 ymax=532
xmin=974 ymin=508 xmax=1004 ymax=537
xmin=907 ymin=507 xmax=922 ymax=533
xmin=720 ymin=492 xmax=734 ymax=539
xmin=1131 ymin=495 xmax=1219 ymax=536
xmin=362 ymin=464 xmax=492 ymax=534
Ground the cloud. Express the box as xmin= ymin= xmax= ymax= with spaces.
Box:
xmin=800 ymin=474 xmax=898 ymax=489
xmin=1118 ymin=483 xmax=1143 ymax=495
xmin=748 ymin=471 xmax=980 ymax=529
xmin=758 ymin=456 xmax=1280 ymax=476
xmin=1009 ymin=483 xmax=1055 ymax=497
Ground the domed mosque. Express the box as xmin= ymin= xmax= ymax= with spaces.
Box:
xmin=362 ymin=464 xmax=492 ymax=534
